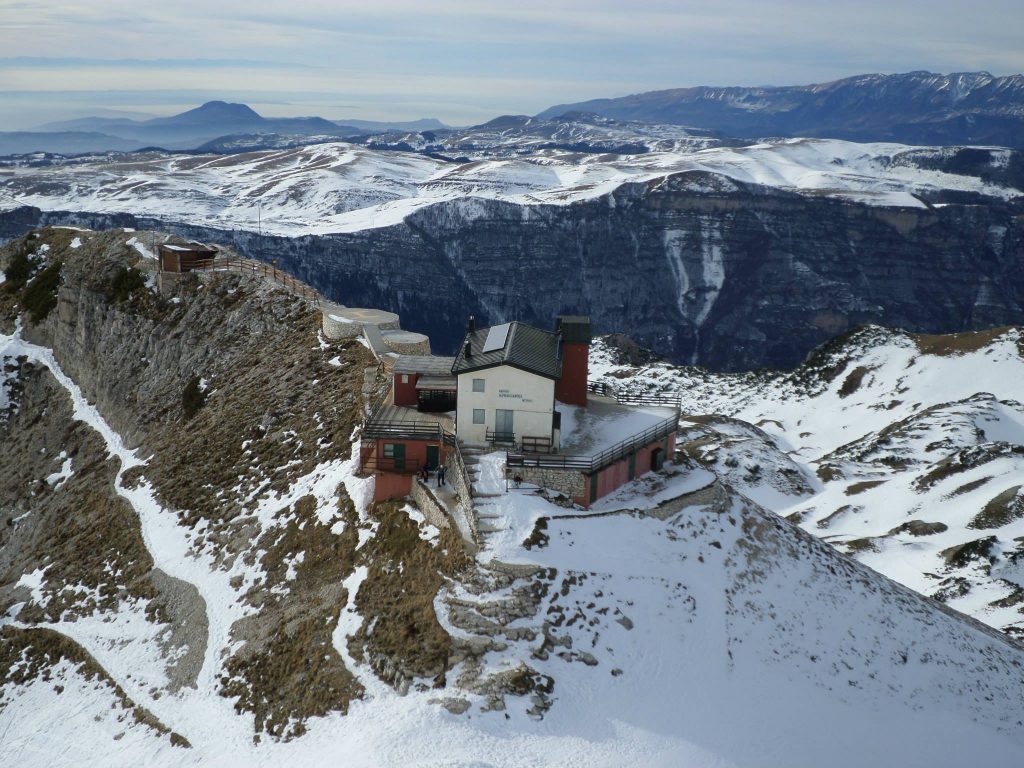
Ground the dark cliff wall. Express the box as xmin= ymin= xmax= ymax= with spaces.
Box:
xmin=3 ymin=173 xmax=1022 ymax=371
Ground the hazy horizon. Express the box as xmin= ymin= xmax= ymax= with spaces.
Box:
xmin=1 ymin=0 xmax=1023 ymax=130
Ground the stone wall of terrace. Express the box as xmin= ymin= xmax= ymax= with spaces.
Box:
xmin=505 ymin=465 xmax=585 ymax=498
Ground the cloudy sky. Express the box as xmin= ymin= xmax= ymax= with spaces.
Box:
xmin=1 ymin=0 xmax=1022 ymax=129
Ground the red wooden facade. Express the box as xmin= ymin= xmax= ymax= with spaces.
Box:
xmin=555 ymin=342 xmax=589 ymax=407
xmin=574 ymin=432 xmax=676 ymax=507
xmin=391 ymin=356 xmax=457 ymax=412
xmin=393 ymin=373 xmax=418 ymax=407
xmin=554 ymin=315 xmax=590 ymax=407
xmin=361 ymin=436 xmax=446 ymax=502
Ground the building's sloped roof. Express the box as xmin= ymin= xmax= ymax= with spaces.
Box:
xmin=416 ymin=375 xmax=457 ymax=391
xmin=159 ymin=243 xmax=216 ymax=254
xmin=393 ymin=355 xmax=457 ymax=375
xmin=452 ymin=321 xmax=562 ymax=380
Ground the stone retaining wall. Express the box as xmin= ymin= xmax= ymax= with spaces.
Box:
xmin=506 ymin=465 xmax=585 ymax=498
xmin=321 ymin=313 xmax=362 ymax=340
xmin=445 ymin=451 xmax=478 ymax=545
xmin=409 ymin=479 xmax=451 ymax=531
xmin=382 ymin=335 xmax=431 ymax=355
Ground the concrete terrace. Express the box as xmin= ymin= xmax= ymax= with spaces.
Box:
xmin=557 ymin=396 xmax=677 ymax=457
xmin=321 ymin=300 xmax=430 ymax=359
xmin=367 ymin=404 xmax=454 ymax=434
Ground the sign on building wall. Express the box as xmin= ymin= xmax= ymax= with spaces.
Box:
xmin=498 ymin=388 xmax=534 ymax=405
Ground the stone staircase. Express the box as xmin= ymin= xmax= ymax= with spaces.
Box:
xmin=434 ymin=560 xmax=553 ymax=717
xmin=459 ymin=444 xmax=507 ymax=538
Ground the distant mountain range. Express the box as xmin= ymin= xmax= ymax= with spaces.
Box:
xmin=4 ymin=70 xmax=1024 ymax=158
xmin=0 ymin=102 xmax=449 ymax=156
xmin=3 ymin=134 xmax=1020 ymax=369
xmin=351 ymin=112 xmax=729 ymax=158
xmin=539 ymin=71 xmax=1024 ymax=148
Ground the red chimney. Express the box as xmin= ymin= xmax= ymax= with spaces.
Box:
xmin=554 ymin=316 xmax=590 ymax=407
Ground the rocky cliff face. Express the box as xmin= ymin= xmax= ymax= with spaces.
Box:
xmin=0 ymin=228 xmax=558 ymax=745
xmin=4 ymin=170 xmax=1021 ymax=371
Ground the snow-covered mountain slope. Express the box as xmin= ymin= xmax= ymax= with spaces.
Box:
xmin=355 ymin=112 xmax=725 ymax=156
xmin=3 ymin=230 xmax=1024 ymax=766
xmin=0 ymin=137 xmax=1018 ymax=235
xmin=592 ymin=326 xmax=1024 ymax=638
xmin=538 ymin=70 xmax=1024 ymax=149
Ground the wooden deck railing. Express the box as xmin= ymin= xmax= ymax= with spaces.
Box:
xmin=359 ymin=456 xmax=425 ymax=474
xmin=586 ymin=380 xmax=682 ymax=409
xmin=187 ymin=256 xmax=322 ymax=306
xmin=507 ymin=411 xmax=678 ymax=474
xmin=362 ymin=420 xmax=444 ymax=441
xmin=485 ymin=428 xmax=516 ymax=445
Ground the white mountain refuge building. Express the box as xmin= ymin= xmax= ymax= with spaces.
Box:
xmin=452 ymin=319 xmax=566 ymax=449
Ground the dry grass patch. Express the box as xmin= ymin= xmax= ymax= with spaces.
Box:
xmin=945 ymin=476 xmax=993 ymax=499
xmin=817 ymin=504 xmax=860 ymax=529
xmin=147 ymin=315 xmax=368 ymax=535
xmin=843 ymin=537 xmax=879 ymax=553
xmin=350 ymin=500 xmax=470 ymax=690
xmin=220 ymin=492 xmax=363 ymax=740
xmin=221 ymin=610 xmax=362 ymax=741
xmin=838 ymin=365 xmax=873 ymax=398
xmin=915 ymin=445 xmax=1024 ymax=492
xmin=0 ymin=365 xmax=160 ymax=622
xmin=969 ymin=485 xmax=1024 ymax=530
xmin=912 ymin=327 xmax=1015 ymax=356
xmin=941 ymin=536 xmax=998 ymax=569
xmin=845 ymin=479 xmax=886 ymax=495
xmin=815 ymin=463 xmax=844 ymax=482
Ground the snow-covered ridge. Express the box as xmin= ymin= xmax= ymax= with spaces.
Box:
xmin=5 ymin=232 xmax=1024 ymax=765
xmin=0 ymin=137 xmax=1018 ymax=236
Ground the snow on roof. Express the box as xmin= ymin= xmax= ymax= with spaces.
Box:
xmin=161 ymin=243 xmax=215 ymax=252
xmin=393 ymin=355 xmax=456 ymax=375
xmin=415 ymin=375 xmax=457 ymax=390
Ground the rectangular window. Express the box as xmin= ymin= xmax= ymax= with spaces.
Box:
xmin=401 ymin=374 xmax=409 ymax=384
xmin=383 ymin=444 xmax=396 ymax=458
xmin=472 ymin=408 xmax=485 ymax=424
xmin=472 ymin=378 xmax=485 ymax=392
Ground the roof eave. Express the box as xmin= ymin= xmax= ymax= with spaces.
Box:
xmin=454 ymin=359 xmax=561 ymax=382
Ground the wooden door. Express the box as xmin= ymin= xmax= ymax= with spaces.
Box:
xmin=495 ymin=409 xmax=514 ymax=441
xmin=385 ymin=443 xmax=405 ymax=472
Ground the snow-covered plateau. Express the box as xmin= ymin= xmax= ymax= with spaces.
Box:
xmin=0 ymin=137 xmax=1019 ymax=236
xmin=2 ymin=229 xmax=1024 ymax=767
